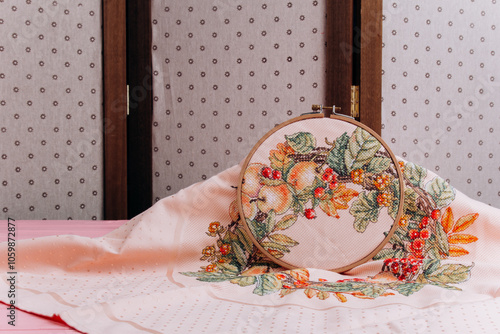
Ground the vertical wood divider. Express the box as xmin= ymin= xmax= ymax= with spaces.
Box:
xmin=359 ymin=0 xmax=383 ymax=135
xmin=103 ymin=0 xmax=127 ymax=219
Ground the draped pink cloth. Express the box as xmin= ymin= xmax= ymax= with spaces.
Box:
xmin=2 ymin=161 xmax=500 ymax=333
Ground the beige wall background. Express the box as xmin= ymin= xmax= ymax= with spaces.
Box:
xmin=381 ymin=0 xmax=500 ymax=208
xmin=2 ymin=0 xmax=498 ymax=219
xmin=0 ymin=0 xmax=103 ymax=220
xmin=151 ymin=0 xmax=328 ymax=202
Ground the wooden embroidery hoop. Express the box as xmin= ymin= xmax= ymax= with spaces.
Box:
xmin=237 ymin=106 xmax=405 ymax=272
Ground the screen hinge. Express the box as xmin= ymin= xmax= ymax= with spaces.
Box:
xmin=350 ymin=85 xmax=360 ymax=119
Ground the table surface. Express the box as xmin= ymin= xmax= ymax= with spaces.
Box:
xmin=0 ymin=219 xmax=127 ymax=333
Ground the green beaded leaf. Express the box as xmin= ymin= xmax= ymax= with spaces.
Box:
xmin=326 ymin=132 xmax=350 ymax=176
xmin=345 ymin=127 xmax=381 ymax=172
xmin=285 ymin=132 xmax=316 ymax=154
xmin=425 ymin=177 xmax=456 ymax=209
xmin=350 ymin=191 xmax=380 ymax=233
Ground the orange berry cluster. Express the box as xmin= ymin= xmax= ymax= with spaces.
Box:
xmin=376 ymin=192 xmax=392 ymax=206
xmin=374 ymin=173 xmax=391 ymax=190
xmin=350 ymin=169 xmax=364 ymax=184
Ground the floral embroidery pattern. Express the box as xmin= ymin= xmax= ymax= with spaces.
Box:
xmin=182 ymin=147 xmax=479 ymax=301
xmin=236 ymin=127 xmax=402 ymax=262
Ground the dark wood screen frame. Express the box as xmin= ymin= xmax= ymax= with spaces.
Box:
xmin=106 ymin=0 xmax=381 ymax=219
xmin=326 ymin=0 xmax=382 ymax=135
xmin=103 ymin=0 xmax=127 ymax=219
xmin=126 ymin=0 xmax=153 ymax=219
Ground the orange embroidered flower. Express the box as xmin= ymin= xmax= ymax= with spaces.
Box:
xmin=269 ymin=142 xmax=295 ymax=169
xmin=276 ymin=274 xmax=287 ymax=280
xmin=208 ymin=221 xmax=220 ymax=233
xmin=293 ymin=280 xmax=310 ymax=288
xmin=318 ymin=278 xmax=327 ymax=282
xmin=202 ymin=246 xmax=215 ymax=257
xmin=398 ymin=161 xmax=405 ymax=173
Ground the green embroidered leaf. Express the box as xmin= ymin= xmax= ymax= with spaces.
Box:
xmin=253 ymin=274 xmax=282 ymax=296
xmin=279 ymin=287 xmax=297 ymax=297
xmin=345 ymin=127 xmax=381 ymax=172
xmin=291 ymin=195 xmax=305 ymax=215
xmin=372 ymin=248 xmax=399 ymax=261
xmin=180 ymin=271 xmax=237 ymax=282
xmin=350 ymin=191 xmax=380 ymax=233
xmin=366 ymin=157 xmax=392 ymax=174
xmin=388 ymin=179 xmax=402 ymax=219
xmin=230 ymin=241 xmax=248 ymax=268
xmin=359 ymin=284 xmax=387 ymax=298
xmin=261 ymin=241 xmax=291 ymax=253
xmin=404 ymin=162 xmax=427 ymax=187
xmin=435 ymin=220 xmax=450 ymax=256
xmin=428 ymin=281 xmax=462 ymax=291
xmin=265 ymin=210 xmax=277 ymax=235
xmin=268 ymin=234 xmax=299 ymax=247
xmin=403 ymin=187 xmax=419 ymax=213
xmin=235 ymin=226 xmax=254 ymax=253
xmin=285 ymin=132 xmax=316 ymax=154
xmin=230 ymin=275 xmax=257 ymax=287
xmin=425 ymin=177 xmax=456 ymax=209
xmin=274 ymin=214 xmax=298 ymax=231
xmin=425 ymin=263 xmax=473 ymax=284
xmin=216 ymin=261 xmax=240 ymax=274
xmin=246 ymin=218 xmax=266 ymax=241
xmin=326 ymin=132 xmax=350 ymax=176
xmin=281 ymin=159 xmax=295 ymax=181
xmin=423 ymin=259 xmax=441 ymax=275
xmin=393 ymin=282 xmax=425 ymax=296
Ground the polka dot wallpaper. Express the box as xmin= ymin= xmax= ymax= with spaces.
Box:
xmin=382 ymin=0 xmax=500 ymax=208
xmin=0 ymin=1 xmax=103 ymax=219
xmin=151 ymin=1 xmax=328 ymax=201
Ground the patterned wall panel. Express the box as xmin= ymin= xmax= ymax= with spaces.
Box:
xmin=382 ymin=1 xmax=500 ymax=207
xmin=0 ymin=1 xmax=103 ymax=219
xmin=151 ymin=1 xmax=328 ymax=201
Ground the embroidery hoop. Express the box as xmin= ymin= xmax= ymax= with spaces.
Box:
xmin=237 ymin=108 xmax=405 ymax=272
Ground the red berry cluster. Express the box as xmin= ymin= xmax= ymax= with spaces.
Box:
xmin=383 ymin=257 xmax=423 ymax=281
xmin=407 ymin=215 xmax=435 ymax=257
xmin=219 ymin=243 xmax=231 ymax=255
xmin=304 ymin=208 xmax=316 ymax=219
xmin=322 ymin=168 xmax=338 ymax=189
xmin=261 ymin=167 xmax=281 ymax=180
